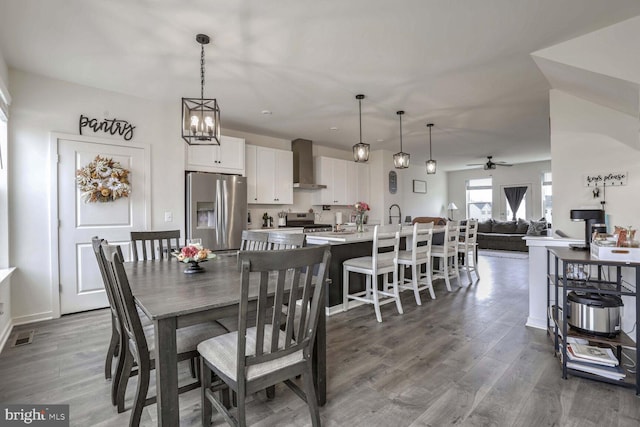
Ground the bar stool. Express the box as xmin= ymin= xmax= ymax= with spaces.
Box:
xmin=431 ymin=220 xmax=461 ymax=291
xmin=397 ymin=222 xmax=434 ymax=305
xmin=458 ymin=218 xmax=480 ymax=283
xmin=343 ymin=225 xmax=402 ymax=323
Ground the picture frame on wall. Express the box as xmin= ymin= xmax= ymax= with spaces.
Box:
xmin=413 ymin=179 xmax=426 ymax=193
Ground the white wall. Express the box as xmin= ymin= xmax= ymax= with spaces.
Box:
xmin=8 ymin=69 xmax=184 ymax=323
xmin=447 ymin=160 xmax=551 ymax=222
xmin=550 ymin=89 xmax=640 ymax=238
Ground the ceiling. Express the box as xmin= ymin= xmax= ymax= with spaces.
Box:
xmin=1 ymin=1 xmax=639 ymax=171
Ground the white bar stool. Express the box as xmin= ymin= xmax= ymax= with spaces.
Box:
xmin=397 ymin=222 xmax=435 ymax=304
xmin=431 ymin=220 xmax=461 ymax=291
xmin=343 ymin=225 xmax=402 ymax=322
xmin=458 ymin=218 xmax=480 ymax=283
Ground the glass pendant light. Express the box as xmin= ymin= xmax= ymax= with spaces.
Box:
xmin=181 ymin=34 xmax=221 ymax=145
xmin=352 ymin=94 xmax=370 ymax=162
xmin=393 ymin=111 xmax=410 ymax=169
xmin=425 ymin=123 xmax=436 ymax=174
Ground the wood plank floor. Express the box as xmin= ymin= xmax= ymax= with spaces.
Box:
xmin=2 ymin=254 xmax=639 ymax=426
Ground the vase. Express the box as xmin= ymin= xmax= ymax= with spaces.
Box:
xmin=356 ymin=214 xmax=365 ymax=233
xmin=184 ymin=261 xmax=204 ymax=274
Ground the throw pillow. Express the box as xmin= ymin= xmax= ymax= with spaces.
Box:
xmin=493 ymin=220 xmax=517 ymax=234
xmin=516 ymin=218 xmax=530 ymax=234
xmin=527 ymin=220 xmax=547 ymax=236
xmin=477 ymin=219 xmax=493 ymax=233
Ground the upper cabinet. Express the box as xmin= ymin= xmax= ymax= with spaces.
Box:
xmin=245 ymin=145 xmax=293 ymax=205
xmin=315 ymin=156 xmax=369 ymax=205
xmin=185 ymin=135 xmax=245 ymax=175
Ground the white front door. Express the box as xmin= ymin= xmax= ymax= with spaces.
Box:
xmin=57 ymin=135 xmax=148 ymax=314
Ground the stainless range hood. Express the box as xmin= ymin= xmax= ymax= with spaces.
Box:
xmin=292 ymin=138 xmax=327 ymax=189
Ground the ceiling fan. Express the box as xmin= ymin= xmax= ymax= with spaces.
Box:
xmin=467 ymin=156 xmax=513 ymax=170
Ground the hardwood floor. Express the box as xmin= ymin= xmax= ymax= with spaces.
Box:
xmin=2 ymin=254 xmax=639 ymax=426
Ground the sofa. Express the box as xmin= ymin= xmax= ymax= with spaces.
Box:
xmin=476 ymin=218 xmax=533 ymax=252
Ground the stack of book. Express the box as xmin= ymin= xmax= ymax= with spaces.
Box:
xmin=564 ymin=343 xmax=625 ymax=380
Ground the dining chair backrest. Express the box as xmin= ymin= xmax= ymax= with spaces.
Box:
xmin=371 ymin=225 xmax=401 ymax=272
xmin=236 ymin=245 xmax=331 ymax=376
xmin=130 ymin=230 xmax=181 ymax=261
xmin=409 ymin=222 xmax=434 ymax=262
xmin=462 ymin=218 xmax=478 ymax=247
xmin=443 ymin=220 xmax=460 ymax=255
xmin=91 ymin=236 xmax=119 ymax=319
xmin=267 ymin=231 xmax=306 ymax=250
xmin=102 ymin=242 xmax=149 ymax=361
xmin=240 ymin=230 xmax=270 ymax=251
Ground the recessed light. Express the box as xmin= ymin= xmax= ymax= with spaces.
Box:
xmin=330 ymin=127 xmax=338 ymax=131
xmin=261 ymin=110 xmax=272 ymax=115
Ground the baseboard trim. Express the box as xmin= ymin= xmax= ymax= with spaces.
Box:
xmin=526 ymin=316 xmax=547 ymax=331
xmin=0 ymin=319 xmax=13 ymax=352
xmin=12 ymin=311 xmax=54 ymax=326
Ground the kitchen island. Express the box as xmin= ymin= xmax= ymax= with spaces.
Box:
xmin=306 ymin=225 xmax=445 ymax=313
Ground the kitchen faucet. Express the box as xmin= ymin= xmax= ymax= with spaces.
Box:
xmin=389 ymin=204 xmax=402 ymax=225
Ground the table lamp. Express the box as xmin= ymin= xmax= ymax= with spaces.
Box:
xmin=448 ymin=202 xmax=458 ymax=220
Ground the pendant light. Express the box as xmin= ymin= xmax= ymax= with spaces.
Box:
xmin=181 ymin=34 xmax=221 ymax=145
xmin=425 ymin=123 xmax=436 ymax=174
xmin=352 ymin=94 xmax=370 ymax=162
xmin=393 ymin=111 xmax=410 ymax=169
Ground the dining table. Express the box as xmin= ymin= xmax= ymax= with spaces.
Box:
xmin=124 ymin=253 xmax=327 ymax=427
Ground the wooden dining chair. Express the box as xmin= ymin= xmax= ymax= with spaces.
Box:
xmin=267 ymin=231 xmax=305 ymax=250
xmin=397 ymin=222 xmax=435 ymax=304
xmin=198 ymin=245 xmax=331 ymax=427
xmin=101 ymin=242 xmax=227 ymax=427
xmin=91 ymin=237 xmax=123 ymax=386
xmin=239 ymin=230 xmax=270 ymax=251
xmin=130 ymin=230 xmax=180 ymax=261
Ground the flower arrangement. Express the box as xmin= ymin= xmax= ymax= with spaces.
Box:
xmin=352 ymin=201 xmax=370 ymax=232
xmin=353 ymin=201 xmax=370 ymax=214
xmin=172 ymin=244 xmax=216 ymax=263
xmin=76 ymin=155 xmax=131 ymax=203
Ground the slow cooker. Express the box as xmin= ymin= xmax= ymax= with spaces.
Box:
xmin=567 ymin=291 xmax=623 ymax=337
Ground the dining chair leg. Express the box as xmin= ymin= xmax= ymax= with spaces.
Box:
xmin=116 ymin=350 xmax=135 ymax=413
xmin=426 ymin=261 xmax=436 ymax=300
xmin=342 ymin=267 xmax=349 ymax=312
xmin=189 ymin=357 xmax=197 ymax=379
xmin=111 ymin=333 xmax=128 ymax=406
xmin=371 ymin=275 xmax=382 ymax=323
xmin=393 ymin=268 xmax=403 ymax=315
xmin=302 ymin=361 xmax=321 ymax=427
xmin=237 ymin=381 xmax=247 ymax=427
xmin=201 ymin=358 xmax=212 ymax=426
xmin=411 ymin=264 xmax=421 ymax=305
xmin=105 ymin=316 xmax=119 ymax=380
xmin=130 ymin=358 xmax=150 ymax=427
xmin=465 ymin=254 xmax=472 ymax=283
xmin=453 ymin=255 xmax=461 ymax=285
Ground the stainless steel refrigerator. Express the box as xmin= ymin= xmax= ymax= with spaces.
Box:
xmin=186 ymin=172 xmax=247 ymax=251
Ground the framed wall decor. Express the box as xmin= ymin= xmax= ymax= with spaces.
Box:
xmin=413 ymin=179 xmax=426 ymax=193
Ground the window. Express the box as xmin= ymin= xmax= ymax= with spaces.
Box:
xmin=466 ymin=178 xmax=492 ymax=220
xmin=505 ymin=195 xmax=526 ymax=220
xmin=542 ymin=172 xmax=552 ymax=223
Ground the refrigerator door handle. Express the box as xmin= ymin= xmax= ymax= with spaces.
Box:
xmin=221 ymin=179 xmax=228 ymax=246
xmin=216 ymin=178 xmax=223 ymax=247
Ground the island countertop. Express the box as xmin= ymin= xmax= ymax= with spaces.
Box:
xmin=305 ymin=225 xmax=445 ymax=245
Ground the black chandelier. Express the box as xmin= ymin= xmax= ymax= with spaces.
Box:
xmin=393 ymin=111 xmax=410 ymax=169
xmin=352 ymin=94 xmax=370 ymax=162
xmin=426 ymin=123 xmax=436 ymax=174
xmin=181 ymin=34 xmax=221 ymax=145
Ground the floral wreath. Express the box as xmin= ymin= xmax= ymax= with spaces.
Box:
xmin=76 ymin=155 xmax=131 ymax=203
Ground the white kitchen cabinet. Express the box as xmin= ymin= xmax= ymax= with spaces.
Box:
xmin=185 ymin=135 xmax=245 ymax=175
xmin=316 ymin=157 xmax=368 ymax=205
xmin=246 ymin=145 xmax=293 ymax=205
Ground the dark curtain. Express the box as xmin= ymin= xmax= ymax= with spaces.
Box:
xmin=504 ymin=186 xmax=527 ymax=220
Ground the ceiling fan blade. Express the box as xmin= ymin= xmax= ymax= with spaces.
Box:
xmin=495 ymin=163 xmax=513 ymax=167
xmin=466 ymin=163 xmax=484 ymax=166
